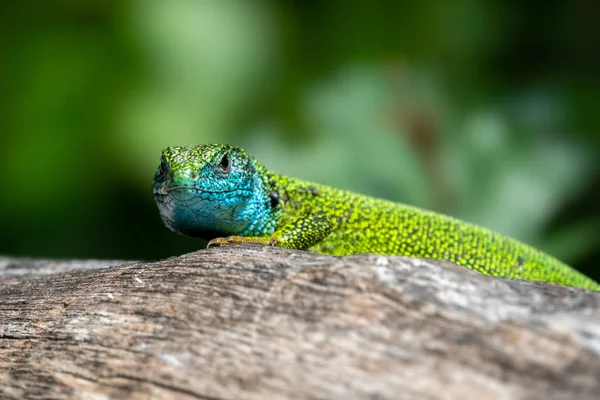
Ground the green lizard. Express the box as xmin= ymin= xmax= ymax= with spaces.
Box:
xmin=152 ymin=144 xmax=600 ymax=290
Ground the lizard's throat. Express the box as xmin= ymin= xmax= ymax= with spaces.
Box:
xmin=154 ymin=188 xmax=267 ymax=239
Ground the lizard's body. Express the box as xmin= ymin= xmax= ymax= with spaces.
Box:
xmin=153 ymin=144 xmax=600 ymax=290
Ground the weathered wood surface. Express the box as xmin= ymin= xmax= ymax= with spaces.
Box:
xmin=0 ymin=245 xmax=599 ymax=400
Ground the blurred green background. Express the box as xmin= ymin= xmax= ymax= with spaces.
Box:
xmin=1 ymin=0 xmax=599 ymax=281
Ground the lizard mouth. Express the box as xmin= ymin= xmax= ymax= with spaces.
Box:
xmin=153 ymin=185 xmax=252 ymax=196
xmin=167 ymin=186 xmax=244 ymax=194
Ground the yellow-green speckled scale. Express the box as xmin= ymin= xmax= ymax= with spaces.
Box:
xmin=266 ymin=175 xmax=599 ymax=290
xmin=153 ymin=144 xmax=600 ymax=291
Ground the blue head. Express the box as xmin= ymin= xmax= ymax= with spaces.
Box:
xmin=152 ymin=144 xmax=274 ymax=239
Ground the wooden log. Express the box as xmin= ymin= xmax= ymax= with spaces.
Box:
xmin=1 ymin=245 xmax=599 ymax=399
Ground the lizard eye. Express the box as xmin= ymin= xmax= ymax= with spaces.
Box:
xmin=217 ymin=153 xmax=230 ymax=173
xmin=158 ymin=159 xmax=167 ymax=175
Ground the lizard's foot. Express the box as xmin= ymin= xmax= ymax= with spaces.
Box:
xmin=207 ymin=236 xmax=278 ymax=248
xmin=206 ymin=236 xmax=231 ymax=248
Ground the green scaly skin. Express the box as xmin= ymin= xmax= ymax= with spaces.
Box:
xmin=153 ymin=144 xmax=600 ymax=291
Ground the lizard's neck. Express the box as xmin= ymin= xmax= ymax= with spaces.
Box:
xmin=238 ymin=168 xmax=282 ymax=237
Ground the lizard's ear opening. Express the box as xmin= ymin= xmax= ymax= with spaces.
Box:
xmin=269 ymin=191 xmax=280 ymax=208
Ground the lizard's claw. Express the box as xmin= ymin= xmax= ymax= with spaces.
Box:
xmin=207 ymin=236 xmax=234 ymax=248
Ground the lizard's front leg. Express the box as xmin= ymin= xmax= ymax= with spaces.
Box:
xmin=207 ymin=213 xmax=334 ymax=251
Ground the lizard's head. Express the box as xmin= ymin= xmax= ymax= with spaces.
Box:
xmin=152 ymin=144 xmax=271 ymax=238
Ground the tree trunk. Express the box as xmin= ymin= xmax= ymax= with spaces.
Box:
xmin=1 ymin=245 xmax=599 ymax=400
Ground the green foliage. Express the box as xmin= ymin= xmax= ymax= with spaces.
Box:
xmin=0 ymin=0 xmax=598 ymax=280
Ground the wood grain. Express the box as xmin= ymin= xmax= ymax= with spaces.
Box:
xmin=1 ymin=246 xmax=599 ymax=400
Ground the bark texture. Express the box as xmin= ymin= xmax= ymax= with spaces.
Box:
xmin=0 ymin=246 xmax=599 ymax=400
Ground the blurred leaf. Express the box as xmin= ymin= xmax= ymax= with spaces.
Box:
xmin=117 ymin=0 xmax=277 ymax=181
xmin=541 ymin=217 xmax=600 ymax=264
xmin=0 ymin=0 xmax=598 ymax=281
